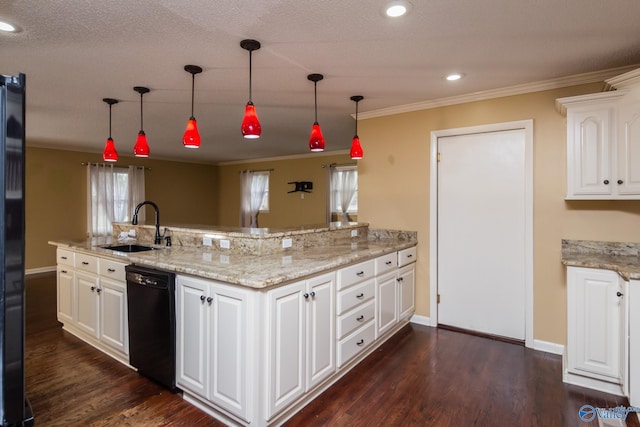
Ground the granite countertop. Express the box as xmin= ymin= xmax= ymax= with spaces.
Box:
xmin=50 ymin=234 xmax=416 ymax=289
xmin=561 ymin=239 xmax=640 ymax=281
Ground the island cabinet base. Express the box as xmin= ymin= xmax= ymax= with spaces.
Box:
xmin=175 ymin=248 xmax=417 ymax=427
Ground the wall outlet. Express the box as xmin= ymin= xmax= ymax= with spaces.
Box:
xmin=219 ymin=254 xmax=230 ymax=264
xmin=282 ymin=238 xmax=292 ymax=249
xmin=202 ymin=252 xmax=212 ymax=262
xmin=128 ymin=229 xmax=136 ymax=237
xmin=351 ymin=229 xmax=358 ymax=238
xmin=220 ymin=239 xmax=230 ymax=249
xmin=282 ymin=255 xmax=292 ymax=265
xmin=202 ymin=237 xmax=213 ymax=247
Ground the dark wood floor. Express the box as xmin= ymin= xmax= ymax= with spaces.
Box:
xmin=25 ymin=272 xmax=638 ymax=426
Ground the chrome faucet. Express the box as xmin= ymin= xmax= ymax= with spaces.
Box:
xmin=132 ymin=201 xmax=163 ymax=245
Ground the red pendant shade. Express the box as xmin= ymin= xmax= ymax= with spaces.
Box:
xmin=350 ymin=136 xmax=363 ymax=159
xmin=102 ymin=98 xmax=119 ymax=162
xmin=134 ymin=130 xmax=150 ymax=157
xmin=183 ymin=117 xmax=200 ymax=148
xmin=103 ymin=137 xmax=118 ymax=162
xmin=241 ymin=102 xmax=261 ymax=139
xmin=309 ymin=122 xmax=325 ymax=152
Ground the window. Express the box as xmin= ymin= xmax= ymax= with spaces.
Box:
xmin=87 ymin=164 xmax=145 ymax=237
xmin=239 ymin=170 xmax=270 ymax=227
xmin=330 ymin=165 xmax=358 ymax=221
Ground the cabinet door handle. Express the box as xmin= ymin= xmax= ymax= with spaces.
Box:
xmin=107 ymin=268 xmax=116 ymax=273
xmin=617 ymin=179 xmax=624 ymax=185
xmin=617 ymin=291 xmax=623 ymax=297
xmin=407 ymin=254 xmax=413 ymax=258
xmin=356 ymin=293 xmax=364 ymax=299
xmin=356 ymin=339 xmax=365 ymax=346
xmin=604 ymin=179 xmax=610 ymax=185
xmin=96 ymin=288 xmax=102 ymax=293
xmin=356 ymin=315 xmax=364 ymax=321
xmin=200 ymin=295 xmax=206 ymax=302
xmin=91 ymin=286 xmax=96 ymax=292
xmin=304 ymin=293 xmax=309 ymax=299
xmin=206 ymin=297 xmax=213 ymax=304
xmin=356 ymin=271 xmax=365 ymax=276
xmin=82 ymin=261 xmax=89 ymax=265
xmin=61 ymin=270 xmax=67 ymax=274
xmin=310 ymin=291 xmax=316 ymax=297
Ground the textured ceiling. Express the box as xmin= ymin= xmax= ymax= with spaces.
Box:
xmin=2 ymin=0 xmax=640 ymax=164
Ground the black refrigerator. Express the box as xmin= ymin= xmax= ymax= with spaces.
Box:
xmin=0 ymin=73 xmax=33 ymax=426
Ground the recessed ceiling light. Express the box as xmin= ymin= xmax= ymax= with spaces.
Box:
xmin=0 ymin=20 xmax=19 ymax=33
xmin=385 ymin=1 xmax=411 ymax=17
xmin=445 ymin=73 xmax=464 ymax=81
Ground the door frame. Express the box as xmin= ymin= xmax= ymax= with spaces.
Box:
xmin=429 ymin=120 xmax=534 ymax=348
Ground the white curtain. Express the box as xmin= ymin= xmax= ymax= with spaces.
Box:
xmin=87 ymin=164 xmax=145 ymax=237
xmin=331 ymin=166 xmax=358 ymax=222
xmin=239 ymin=170 xmax=268 ymax=228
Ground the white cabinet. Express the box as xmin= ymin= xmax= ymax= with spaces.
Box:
xmin=266 ymin=272 xmax=335 ymax=420
xmin=566 ymin=266 xmax=626 ymax=393
xmin=558 ymin=70 xmax=640 ymax=199
xmin=176 ymin=274 xmax=251 ymax=422
xmin=55 ymin=249 xmax=129 ymax=363
xmin=397 ymin=263 xmax=415 ymax=322
xmin=375 ymin=272 xmax=397 ymax=338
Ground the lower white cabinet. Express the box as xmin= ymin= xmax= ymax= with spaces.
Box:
xmin=398 ymin=264 xmax=415 ymax=322
xmin=566 ymin=266 xmax=627 ymax=393
xmin=176 ymin=274 xmax=251 ymax=423
xmin=375 ymin=271 xmax=397 ymax=338
xmin=55 ymin=249 xmax=129 ymax=362
xmin=265 ymin=272 xmax=335 ymax=420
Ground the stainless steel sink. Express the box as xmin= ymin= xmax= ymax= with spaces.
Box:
xmin=103 ymin=244 xmax=156 ymax=253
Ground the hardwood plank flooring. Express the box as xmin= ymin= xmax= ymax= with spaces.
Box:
xmin=24 ymin=272 xmax=638 ymax=426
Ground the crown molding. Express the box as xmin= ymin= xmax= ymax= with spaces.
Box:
xmin=357 ymin=64 xmax=640 ymax=120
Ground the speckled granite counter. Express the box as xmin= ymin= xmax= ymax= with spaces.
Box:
xmin=49 ymin=227 xmax=417 ymax=289
xmin=561 ymin=239 xmax=640 ymax=281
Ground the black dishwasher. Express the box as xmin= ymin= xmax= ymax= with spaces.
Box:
xmin=125 ymin=265 xmax=177 ymax=391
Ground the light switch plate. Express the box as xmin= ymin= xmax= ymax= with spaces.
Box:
xmin=220 ymin=239 xmax=230 ymax=249
xmin=202 ymin=237 xmax=213 ymax=246
xmin=351 ymin=229 xmax=358 ymax=237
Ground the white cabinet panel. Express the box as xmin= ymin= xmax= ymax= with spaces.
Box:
xmin=376 ymin=272 xmax=397 ymax=338
xmin=56 ymin=266 xmax=74 ymax=324
xmin=337 ymin=321 xmax=375 ymax=368
xmin=306 ymin=273 xmax=335 ymax=391
xmin=398 ymin=264 xmax=415 ymax=322
xmin=337 ymin=259 xmax=374 ymax=290
xmin=616 ymin=100 xmax=640 ymax=195
xmin=338 ymin=300 xmax=374 ymax=340
xmin=75 ymin=271 xmax=99 ymax=338
xmin=337 ymin=279 xmax=374 ymax=315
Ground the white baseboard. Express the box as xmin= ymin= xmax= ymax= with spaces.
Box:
xmin=26 ymin=266 xmax=56 ymax=276
xmin=410 ymin=314 xmax=431 ymax=327
xmin=533 ymin=339 xmax=564 ymax=355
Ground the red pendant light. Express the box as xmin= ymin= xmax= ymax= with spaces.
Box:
xmin=240 ymin=39 xmax=262 ymax=139
xmin=350 ymin=95 xmax=364 ymax=160
xmin=102 ymin=98 xmax=119 ymax=162
xmin=308 ymin=73 xmax=325 ymax=152
xmin=133 ymin=86 xmax=150 ymax=157
xmin=183 ymin=65 xmax=203 ymax=148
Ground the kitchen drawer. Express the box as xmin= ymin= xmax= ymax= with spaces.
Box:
xmin=337 ymin=279 xmax=374 ymax=315
xmin=398 ymin=246 xmax=417 ymax=267
xmin=75 ymin=252 xmax=98 ymax=274
xmin=99 ymin=258 xmax=127 ymax=282
xmin=337 ymin=300 xmax=374 ymax=340
xmin=337 ymin=259 xmax=375 ymax=290
xmin=57 ymin=248 xmax=75 ymax=267
xmin=375 ymin=252 xmax=397 ymax=275
xmin=337 ymin=320 xmax=375 ymax=368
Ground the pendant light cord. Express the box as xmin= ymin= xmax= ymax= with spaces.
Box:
xmin=108 ymin=103 xmax=113 ymax=139
xmin=191 ymin=72 xmax=195 ymax=118
xmin=354 ymin=100 xmax=359 ymax=135
xmin=139 ymin=92 xmax=144 ymax=131
xmin=249 ymin=50 xmax=253 ymax=103
xmin=314 ymin=81 xmax=318 ymax=123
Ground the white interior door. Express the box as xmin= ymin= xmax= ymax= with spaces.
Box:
xmin=437 ymin=129 xmax=526 ymax=340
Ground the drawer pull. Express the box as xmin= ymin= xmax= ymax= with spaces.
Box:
xmin=617 ymin=291 xmax=623 ymax=297
xmin=356 ymin=271 xmax=365 ymax=276
xmin=61 ymin=270 xmax=67 ymax=274
xmin=200 ymin=295 xmax=206 ymax=302
xmin=356 ymin=315 xmax=364 ymax=321
xmin=385 ymin=261 xmax=392 ymax=265
xmin=604 ymin=179 xmax=610 ymax=185
xmin=356 ymin=293 xmax=364 ymax=299
xmin=356 ymin=339 xmax=365 ymax=346
xmin=107 ymin=268 xmax=116 ymax=273
xmin=406 ymin=254 xmax=413 ymax=258
xmin=82 ymin=261 xmax=90 ymax=265
xmin=61 ymin=256 xmax=68 ymax=260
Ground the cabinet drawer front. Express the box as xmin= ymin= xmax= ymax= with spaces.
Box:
xmin=99 ymin=259 xmax=127 ymax=282
xmin=75 ymin=253 xmax=98 ymax=274
xmin=337 ymin=279 xmax=374 ymax=315
xmin=337 ymin=300 xmax=374 ymax=340
xmin=57 ymin=248 xmax=75 ymax=267
xmin=398 ymin=246 xmax=417 ymax=267
xmin=375 ymin=253 xmax=397 ymax=275
xmin=337 ymin=259 xmax=375 ymax=290
xmin=337 ymin=321 xmax=375 ymax=368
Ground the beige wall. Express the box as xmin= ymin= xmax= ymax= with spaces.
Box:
xmin=216 ymin=153 xmax=352 ymax=228
xmin=26 ymin=147 xmax=218 ymax=269
xmin=357 ymin=82 xmax=640 ymax=345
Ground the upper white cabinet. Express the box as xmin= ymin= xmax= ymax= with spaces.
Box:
xmin=558 ymin=68 xmax=640 ymax=199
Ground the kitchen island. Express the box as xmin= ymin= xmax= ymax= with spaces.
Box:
xmin=50 ymin=222 xmax=417 ymax=426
